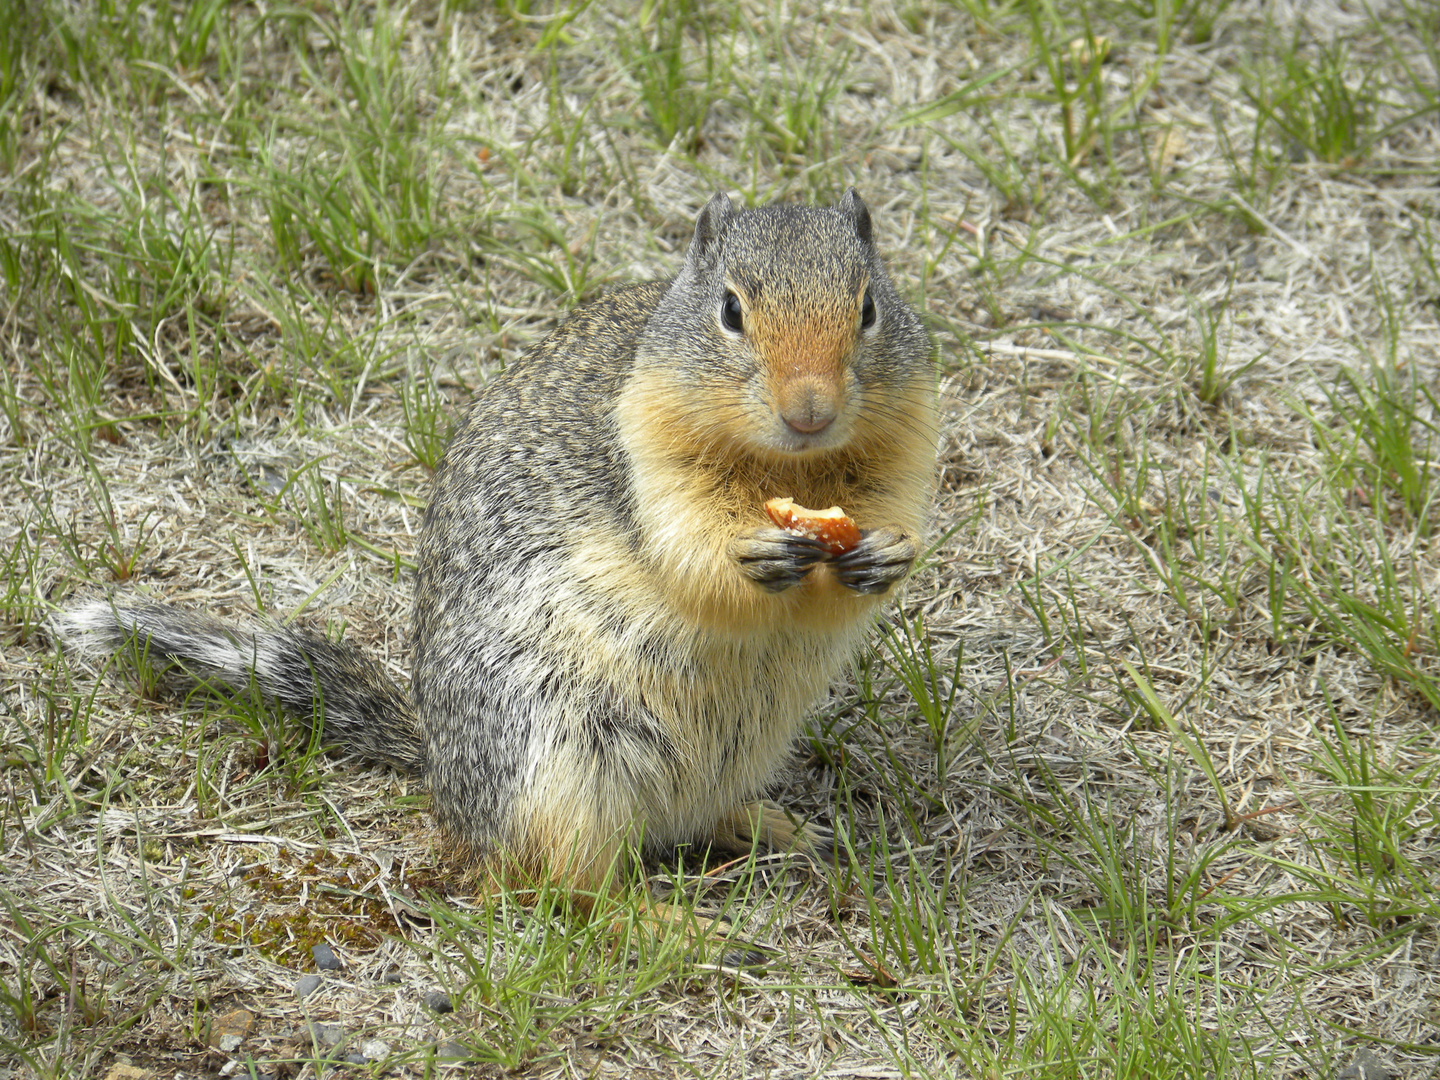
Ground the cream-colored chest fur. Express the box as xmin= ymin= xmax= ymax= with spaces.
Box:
xmin=608 ymin=367 xmax=938 ymax=634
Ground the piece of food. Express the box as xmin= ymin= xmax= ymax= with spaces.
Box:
xmin=764 ymin=497 xmax=862 ymax=556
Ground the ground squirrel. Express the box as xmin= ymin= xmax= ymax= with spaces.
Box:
xmin=56 ymin=189 xmax=939 ymax=913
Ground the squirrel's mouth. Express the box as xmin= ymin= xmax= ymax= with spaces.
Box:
xmin=758 ymin=412 xmax=854 ymax=458
xmin=682 ymin=392 xmax=854 ymax=462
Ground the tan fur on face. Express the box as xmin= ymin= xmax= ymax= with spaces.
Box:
xmin=740 ymin=281 xmax=863 ymax=426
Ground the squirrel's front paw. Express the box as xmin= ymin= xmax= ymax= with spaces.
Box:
xmin=831 ymin=527 xmax=917 ymax=595
xmin=729 ymin=528 xmax=826 ymax=592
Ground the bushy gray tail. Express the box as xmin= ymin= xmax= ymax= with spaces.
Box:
xmin=53 ymin=601 xmax=425 ymax=775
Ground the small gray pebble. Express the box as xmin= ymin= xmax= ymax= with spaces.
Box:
xmin=435 ymin=1040 xmax=469 ymax=1061
xmin=381 ymin=968 xmax=403 ymax=984
xmin=293 ymin=974 xmax=322 ymax=999
xmin=307 ymin=1021 xmax=346 ymax=1049
xmin=342 ymin=1054 xmax=368 ymax=1065
xmin=312 ymin=942 xmax=342 ymax=971
xmin=250 ymin=463 xmax=288 ymax=497
xmin=1336 ymin=1050 xmax=1397 ymax=1080
xmin=422 ymin=990 xmax=453 ymax=1013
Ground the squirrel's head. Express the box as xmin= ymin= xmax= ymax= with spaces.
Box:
xmin=635 ymin=189 xmax=932 ymax=463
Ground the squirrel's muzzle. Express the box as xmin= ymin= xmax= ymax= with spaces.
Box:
xmin=750 ymin=294 xmax=857 ymax=442
xmin=779 ymin=376 xmax=842 ymax=434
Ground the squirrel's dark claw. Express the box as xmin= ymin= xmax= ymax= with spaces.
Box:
xmin=730 ymin=528 xmax=827 ymax=592
xmin=832 ymin=527 xmax=917 ymax=595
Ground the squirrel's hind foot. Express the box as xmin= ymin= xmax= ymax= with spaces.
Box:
xmin=707 ymin=800 xmax=844 ymax=867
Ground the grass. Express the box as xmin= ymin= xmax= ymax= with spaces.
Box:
xmin=1 ymin=0 xmax=1439 ymax=1076
xmin=1245 ymin=25 xmax=1378 ymax=166
xmin=614 ymin=1 xmax=732 ymax=154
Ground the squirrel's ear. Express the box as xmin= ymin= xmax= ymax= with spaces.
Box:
xmin=688 ymin=192 xmax=734 ymax=266
xmin=838 ymin=188 xmax=873 ymax=245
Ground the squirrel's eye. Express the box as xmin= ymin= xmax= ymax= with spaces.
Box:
xmin=720 ymin=291 xmax=744 ymax=333
xmin=860 ymin=289 xmax=877 ymax=329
